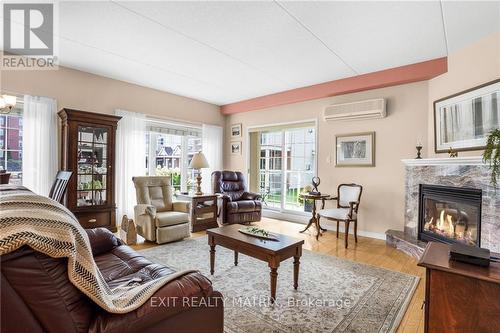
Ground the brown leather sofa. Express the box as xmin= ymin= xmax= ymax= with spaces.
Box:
xmin=1 ymin=228 xmax=223 ymax=333
xmin=211 ymin=171 xmax=262 ymax=225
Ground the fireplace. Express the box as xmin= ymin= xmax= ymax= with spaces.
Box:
xmin=418 ymin=184 xmax=482 ymax=247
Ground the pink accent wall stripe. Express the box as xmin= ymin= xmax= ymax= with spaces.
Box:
xmin=221 ymin=57 xmax=447 ymax=115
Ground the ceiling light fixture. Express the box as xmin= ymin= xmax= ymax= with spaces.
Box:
xmin=0 ymin=95 xmax=17 ymax=114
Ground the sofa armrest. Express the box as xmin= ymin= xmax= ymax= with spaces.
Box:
xmin=241 ymin=191 xmax=262 ymax=201
xmin=85 ymin=228 xmax=121 ymax=256
xmin=89 ymin=272 xmax=223 ymax=333
xmin=135 ymin=204 xmax=157 ymax=217
xmin=172 ymin=201 xmax=190 ymax=213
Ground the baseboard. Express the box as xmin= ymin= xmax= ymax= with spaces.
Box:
xmin=262 ymin=210 xmax=386 ymax=241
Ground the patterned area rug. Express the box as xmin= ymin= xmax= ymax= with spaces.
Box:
xmin=140 ymin=236 xmax=419 ymax=333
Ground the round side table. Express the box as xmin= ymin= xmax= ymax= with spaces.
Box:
xmin=299 ymin=193 xmax=330 ymax=240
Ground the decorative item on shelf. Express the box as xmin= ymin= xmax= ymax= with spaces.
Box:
xmin=309 ymin=176 xmax=321 ymax=195
xmin=189 ymin=151 xmax=209 ymax=195
xmin=415 ymin=139 xmax=423 ymax=159
xmin=120 ymin=215 xmax=137 ymax=245
xmin=483 ymin=129 xmax=500 ymax=187
xmin=0 ymin=94 xmax=17 ymax=114
xmin=448 ymin=147 xmax=458 ymax=157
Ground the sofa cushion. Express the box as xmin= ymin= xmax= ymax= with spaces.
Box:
xmin=94 ymin=245 xmax=176 ymax=289
xmin=155 ymin=211 xmax=189 ymax=227
xmin=85 ymin=228 xmax=120 ymax=256
xmin=227 ymin=200 xmax=262 ymax=213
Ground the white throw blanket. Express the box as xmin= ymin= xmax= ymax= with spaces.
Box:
xmin=0 ymin=186 xmax=192 ymax=313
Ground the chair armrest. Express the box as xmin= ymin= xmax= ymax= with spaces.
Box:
xmin=172 ymin=201 xmax=190 ymax=213
xmin=85 ymin=228 xmax=121 ymax=256
xmin=241 ymin=191 xmax=261 ymax=201
xmin=348 ymin=201 xmax=360 ymax=216
xmin=89 ymin=272 xmax=223 ymax=333
xmin=320 ymin=196 xmax=338 ymax=209
xmin=135 ymin=204 xmax=157 ymax=217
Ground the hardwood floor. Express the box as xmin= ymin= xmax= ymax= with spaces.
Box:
xmin=130 ymin=217 xmax=425 ymax=333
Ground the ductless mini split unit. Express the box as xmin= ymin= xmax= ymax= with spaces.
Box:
xmin=323 ymin=98 xmax=386 ymax=121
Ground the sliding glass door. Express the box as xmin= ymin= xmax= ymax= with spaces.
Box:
xmin=249 ymin=123 xmax=316 ymax=213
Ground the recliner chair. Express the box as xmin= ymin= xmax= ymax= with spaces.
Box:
xmin=211 ymin=171 xmax=262 ymax=225
xmin=133 ymin=176 xmax=190 ymax=244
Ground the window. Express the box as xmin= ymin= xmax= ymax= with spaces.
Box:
xmin=249 ymin=123 xmax=316 ymax=213
xmin=0 ymin=107 xmax=24 ymax=184
xmin=145 ymin=120 xmax=202 ymax=193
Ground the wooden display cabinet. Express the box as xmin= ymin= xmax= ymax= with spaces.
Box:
xmin=59 ymin=109 xmax=121 ymax=232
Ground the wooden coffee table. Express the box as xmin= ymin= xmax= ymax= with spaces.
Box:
xmin=207 ymin=224 xmax=304 ymax=303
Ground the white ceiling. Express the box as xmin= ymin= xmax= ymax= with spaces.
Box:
xmin=2 ymin=1 xmax=500 ymax=105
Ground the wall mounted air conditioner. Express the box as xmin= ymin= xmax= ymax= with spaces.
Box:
xmin=323 ymin=98 xmax=386 ymax=121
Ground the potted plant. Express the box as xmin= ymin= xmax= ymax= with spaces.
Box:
xmin=483 ymin=129 xmax=500 ymax=187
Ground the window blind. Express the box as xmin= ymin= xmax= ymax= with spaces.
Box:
xmin=146 ymin=120 xmax=201 ymax=137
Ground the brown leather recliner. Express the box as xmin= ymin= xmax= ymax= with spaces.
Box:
xmin=1 ymin=228 xmax=223 ymax=333
xmin=211 ymin=171 xmax=262 ymax=225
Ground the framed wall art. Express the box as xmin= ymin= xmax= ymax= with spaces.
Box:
xmin=231 ymin=123 xmax=242 ymax=138
xmin=434 ymin=79 xmax=500 ymax=153
xmin=335 ymin=132 xmax=375 ymax=167
xmin=231 ymin=141 xmax=242 ymax=155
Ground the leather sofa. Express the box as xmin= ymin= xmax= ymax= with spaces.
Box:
xmin=211 ymin=171 xmax=262 ymax=225
xmin=133 ymin=176 xmax=191 ymax=244
xmin=1 ymin=228 xmax=223 ymax=333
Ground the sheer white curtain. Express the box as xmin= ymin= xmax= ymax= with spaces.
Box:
xmin=22 ymin=95 xmax=58 ymax=196
xmin=115 ymin=109 xmax=146 ymax=221
xmin=201 ymin=124 xmax=223 ymax=193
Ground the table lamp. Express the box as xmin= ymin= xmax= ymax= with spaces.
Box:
xmin=189 ymin=151 xmax=209 ymax=195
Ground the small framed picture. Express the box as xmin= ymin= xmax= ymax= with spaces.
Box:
xmin=231 ymin=123 xmax=242 ymax=138
xmin=336 ymin=132 xmax=375 ymax=167
xmin=231 ymin=141 xmax=242 ymax=155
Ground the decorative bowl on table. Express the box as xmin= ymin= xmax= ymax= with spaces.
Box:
xmin=238 ymin=226 xmax=279 ymax=241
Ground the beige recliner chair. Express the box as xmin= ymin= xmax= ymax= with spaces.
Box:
xmin=132 ymin=176 xmax=190 ymax=244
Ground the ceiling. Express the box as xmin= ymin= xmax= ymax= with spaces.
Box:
xmin=2 ymin=1 xmax=500 ymax=105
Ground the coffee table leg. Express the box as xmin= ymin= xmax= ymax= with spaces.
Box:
xmin=293 ymin=256 xmax=300 ymax=290
xmin=234 ymin=251 xmax=238 ymax=266
xmin=210 ymin=245 xmax=216 ymax=275
xmin=270 ymin=267 xmax=278 ymax=304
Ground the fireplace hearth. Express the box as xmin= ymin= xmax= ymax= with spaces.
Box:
xmin=418 ymin=184 xmax=482 ymax=247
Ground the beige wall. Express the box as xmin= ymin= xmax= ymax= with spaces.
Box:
xmin=428 ymin=29 xmax=500 ymax=157
xmin=0 ymin=66 xmax=224 ymax=126
xmin=225 ymin=82 xmax=429 ymax=236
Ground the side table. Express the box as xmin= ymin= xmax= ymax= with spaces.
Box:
xmin=299 ymin=193 xmax=331 ymax=240
xmin=176 ymin=193 xmax=219 ymax=232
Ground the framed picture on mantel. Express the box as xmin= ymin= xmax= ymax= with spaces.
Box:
xmin=434 ymin=79 xmax=500 ymax=153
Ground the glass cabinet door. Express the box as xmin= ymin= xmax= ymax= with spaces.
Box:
xmin=76 ymin=126 xmax=109 ymax=207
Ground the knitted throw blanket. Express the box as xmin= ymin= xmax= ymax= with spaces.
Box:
xmin=0 ymin=186 xmax=192 ymax=313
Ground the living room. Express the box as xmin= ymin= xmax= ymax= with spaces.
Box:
xmin=1 ymin=1 xmax=499 ymax=333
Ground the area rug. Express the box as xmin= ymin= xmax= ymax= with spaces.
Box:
xmin=139 ymin=237 xmax=419 ymax=333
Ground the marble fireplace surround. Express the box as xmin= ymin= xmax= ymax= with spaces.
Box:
xmin=386 ymin=157 xmax=500 ymax=259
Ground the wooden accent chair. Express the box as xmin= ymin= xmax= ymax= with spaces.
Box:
xmin=48 ymin=171 xmax=72 ymax=203
xmin=317 ymin=184 xmax=363 ymax=248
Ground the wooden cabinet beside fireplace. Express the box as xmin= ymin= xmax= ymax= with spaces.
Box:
xmin=59 ymin=109 xmax=121 ymax=232
xmin=418 ymin=242 xmax=500 ymax=333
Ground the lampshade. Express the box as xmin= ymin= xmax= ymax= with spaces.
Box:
xmin=2 ymin=95 xmax=16 ymax=108
xmin=189 ymin=151 xmax=209 ymax=169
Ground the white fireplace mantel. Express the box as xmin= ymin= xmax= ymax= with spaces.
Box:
xmin=401 ymin=156 xmax=486 ymax=166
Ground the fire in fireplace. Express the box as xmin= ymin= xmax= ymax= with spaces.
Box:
xmin=418 ymin=184 xmax=482 ymax=247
